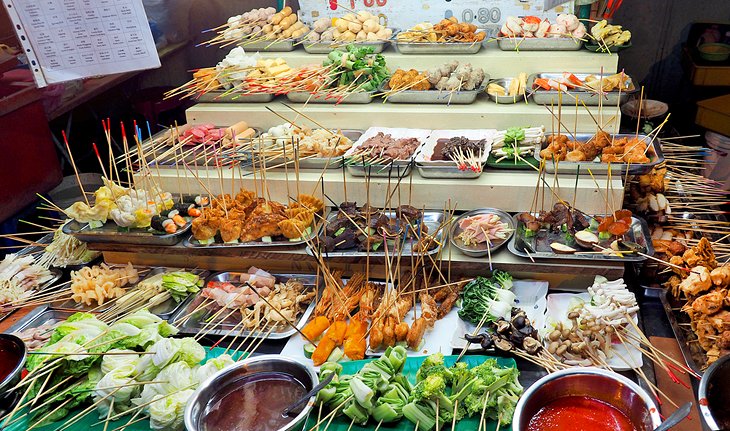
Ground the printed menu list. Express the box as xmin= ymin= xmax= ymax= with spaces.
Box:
xmin=3 ymin=0 xmax=160 ymax=86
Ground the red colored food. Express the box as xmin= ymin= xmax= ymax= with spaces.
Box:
xmin=597 ymin=215 xmax=614 ymax=233
xmin=608 ymin=220 xmax=630 ymax=236
xmin=526 ymin=396 xmax=637 ymax=431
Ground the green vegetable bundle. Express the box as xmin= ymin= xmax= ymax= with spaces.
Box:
xmin=458 ymin=271 xmax=515 ymax=325
xmin=322 ymin=44 xmax=389 ymax=93
xmin=161 ymin=271 xmax=202 ymax=303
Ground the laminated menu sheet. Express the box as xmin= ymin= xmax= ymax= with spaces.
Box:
xmin=2 ymin=0 xmax=160 ymax=87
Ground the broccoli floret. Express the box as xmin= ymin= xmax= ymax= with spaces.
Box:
xmin=416 ymin=353 xmax=452 ymax=382
xmin=411 ymin=374 xmax=446 ymax=401
xmin=449 ymin=362 xmax=478 ymax=402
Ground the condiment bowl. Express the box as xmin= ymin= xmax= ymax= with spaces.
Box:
xmin=698 ymin=354 xmax=730 ymax=430
xmin=0 ymin=334 xmax=27 ymax=415
xmin=185 ymin=355 xmax=318 ymax=431
xmin=512 ymin=367 xmax=661 ymax=431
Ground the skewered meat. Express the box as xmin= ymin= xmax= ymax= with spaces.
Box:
xmin=406 ymin=317 xmax=427 ymax=350
xmin=419 ymin=292 xmax=438 ymax=327
xmin=711 ymin=266 xmax=730 ymax=287
xmin=688 ymin=289 xmax=728 ymax=315
xmin=680 ymin=266 xmax=713 ymax=297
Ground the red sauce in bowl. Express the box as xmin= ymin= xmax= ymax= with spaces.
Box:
xmin=527 ymin=396 xmax=638 ymax=431
xmin=0 ymin=338 xmax=22 ymax=383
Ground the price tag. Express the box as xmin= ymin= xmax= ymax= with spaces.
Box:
xmin=299 ymin=0 xmax=573 ymax=29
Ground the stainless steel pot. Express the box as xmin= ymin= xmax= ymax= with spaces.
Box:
xmin=512 ymin=367 xmax=661 ymax=431
xmin=184 ymin=355 xmax=318 ymax=431
xmin=698 ymin=354 xmax=730 ymax=430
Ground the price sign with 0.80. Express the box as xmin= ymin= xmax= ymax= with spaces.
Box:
xmin=459 ymin=7 xmax=502 ymax=25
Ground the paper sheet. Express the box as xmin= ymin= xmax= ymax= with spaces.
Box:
xmin=3 ymin=0 xmax=160 ymax=87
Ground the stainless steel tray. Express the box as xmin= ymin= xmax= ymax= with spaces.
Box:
xmin=416 ymin=164 xmax=482 ymax=179
xmin=239 ymin=38 xmax=297 ymax=52
xmin=508 ymin=214 xmax=654 ymax=262
xmin=303 ymin=39 xmax=389 ymax=54
xmin=137 ymin=267 xmax=210 ymax=319
xmin=62 ymin=219 xmax=190 ymax=246
xmin=183 ymin=212 xmax=319 ymax=248
xmin=658 ymin=289 xmax=705 ymax=375
xmin=528 ymin=72 xmax=637 ymax=106
xmin=262 ymin=129 xmax=364 ymax=170
xmin=394 ymin=41 xmax=482 ymax=54
xmin=346 ymin=160 xmax=413 ymax=178
xmin=381 ymin=80 xmax=487 ymax=104
xmin=307 ymin=209 xmax=444 ymax=258
xmin=0 ymin=268 xmax=63 ymax=323
xmin=171 ymin=272 xmax=318 ymax=339
xmin=450 ymin=209 xmax=515 ymax=257
xmin=51 ymin=264 xmax=148 ymax=313
xmin=286 ymin=89 xmax=376 ymax=104
xmin=197 ymin=91 xmax=275 ymax=103
xmin=6 ymin=306 xmax=87 ymax=335
xmin=498 ymin=37 xmax=582 ymax=51
xmin=486 ymin=78 xmax=530 ymax=104
xmin=534 ymin=133 xmax=663 ymax=175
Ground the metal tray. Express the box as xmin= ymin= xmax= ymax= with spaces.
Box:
xmin=380 ymin=80 xmax=487 ymax=104
xmin=197 ymin=91 xmax=275 ymax=103
xmin=285 ymin=89 xmax=376 ymax=104
xmin=658 ymin=289 xmax=705 ymax=375
xmin=307 ymin=209 xmax=444 ymax=258
xmin=393 ymin=40 xmax=482 ymax=54
xmin=450 ymin=209 xmax=515 ymax=257
xmin=508 ymin=215 xmax=654 ymax=262
xmin=239 ymin=38 xmax=297 ymax=52
xmin=302 ymin=39 xmax=389 ymax=54
xmin=534 ymin=133 xmax=663 ymax=175
xmin=261 ymin=129 xmax=363 ymax=170
xmin=486 ymin=78 xmax=530 ymax=104
xmin=5 ymin=306 xmax=87 ymax=334
xmin=0 ymin=268 xmax=63 ymax=323
xmin=171 ymin=272 xmax=318 ymax=339
xmin=498 ymin=37 xmax=582 ymax=51
xmin=528 ymin=72 xmax=637 ymax=106
xmin=346 ymin=161 xmax=413 ymax=178
xmin=183 ymin=213 xmax=319 ymax=248
xmin=51 ymin=264 xmax=148 ymax=313
xmin=584 ymin=42 xmax=632 ymax=53
xmin=135 ymin=267 xmax=210 ymax=319
xmin=416 ymin=164 xmax=482 ymax=179
xmin=62 ymin=219 xmax=190 ymax=246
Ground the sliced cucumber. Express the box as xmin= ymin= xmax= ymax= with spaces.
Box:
xmin=198 ymin=238 xmax=215 ymax=245
xmin=224 ymin=239 xmax=240 ymax=244
xmin=334 ymin=227 xmax=345 ymax=237
xmin=327 ymin=347 xmax=343 ymax=362
xmin=261 ymin=236 xmax=273 ymax=243
xmin=303 ymin=343 xmax=315 ymax=359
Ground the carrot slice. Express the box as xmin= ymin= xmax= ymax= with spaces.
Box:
xmin=523 ymin=16 xmax=542 ymax=24
xmin=608 ymin=220 xmax=629 ymax=236
xmin=598 ymin=215 xmax=614 ymax=232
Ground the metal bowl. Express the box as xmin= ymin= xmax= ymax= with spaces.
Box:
xmin=512 ymin=367 xmax=661 ymax=431
xmin=0 ymin=334 xmax=27 ymax=416
xmin=698 ymin=354 xmax=730 ymax=430
xmin=450 ymin=208 xmax=515 ymax=257
xmin=185 ymin=355 xmax=318 ymax=431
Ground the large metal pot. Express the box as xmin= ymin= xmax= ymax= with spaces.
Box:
xmin=698 ymin=354 xmax=730 ymax=430
xmin=0 ymin=334 xmax=27 ymax=416
xmin=184 ymin=355 xmax=318 ymax=431
xmin=512 ymin=367 xmax=661 ymax=431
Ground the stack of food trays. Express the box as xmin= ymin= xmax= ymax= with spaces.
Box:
xmin=344 ymin=127 xmax=430 ymax=177
xmin=534 ymin=133 xmax=664 ymax=175
xmin=415 ymin=129 xmax=494 ymax=179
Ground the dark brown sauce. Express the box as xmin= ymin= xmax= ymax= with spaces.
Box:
xmin=0 ymin=339 xmax=21 ymax=382
xmin=707 ymin=362 xmax=730 ymax=429
xmin=202 ymin=371 xmax=307 ymax=431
